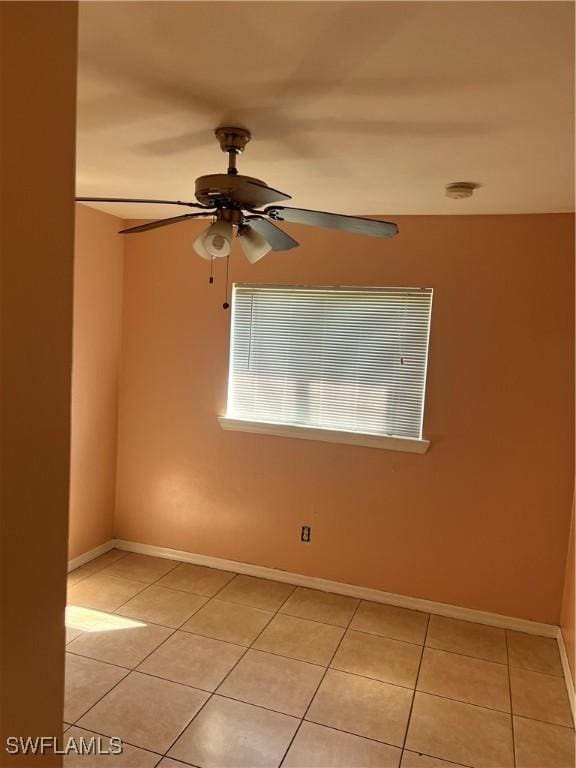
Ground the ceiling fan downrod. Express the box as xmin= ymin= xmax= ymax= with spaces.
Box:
xmin=214 ymin=126 xmax=251 ymax=176
xmin=227 ymin=151 xmax=237 ymax=175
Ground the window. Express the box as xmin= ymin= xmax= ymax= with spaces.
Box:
xmin=220 ymin=284 xmax=433 ymax=453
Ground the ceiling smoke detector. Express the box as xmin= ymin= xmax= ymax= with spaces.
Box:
xmin=445 ymin=182 xmax=478 ymax=199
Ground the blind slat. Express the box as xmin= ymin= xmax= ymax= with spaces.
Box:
xmin=226 ymin=284 xmax=433 ymax=440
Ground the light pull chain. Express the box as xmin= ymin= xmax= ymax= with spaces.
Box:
xmin=209 ymin=256 xmax=214 ymax=284
xmin=223 ymin=254 xmax=230 ymax=310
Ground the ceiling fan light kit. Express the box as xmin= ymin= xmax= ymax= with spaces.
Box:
xmin=77 ymin=125 xmax=401 ymax=307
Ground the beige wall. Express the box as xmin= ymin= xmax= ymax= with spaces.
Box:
xmin=69 ymin=205 xmax=124 ymax=560
xmin=0 ymin=2 xmax=78 ymax=763
xmin=561 ymin=501 xmax=575 ymax=681
xmin=115 ymin=213 xmax=574 ymax=625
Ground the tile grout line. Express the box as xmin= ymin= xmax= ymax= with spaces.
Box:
xmin=68 ymin=557 xmax=231 ymax=642
xmin=69 ymin=572 xmax=153 ymax=622
xmin=75 ymin=601 xmax=566 ymax=684
xmin=68 ymin=621 xmax=179 ymax=727
xmin=76 ymin=580 xmax=562 ymax=673
xmin=67 ymin=557 xmax=222 ymax=735
xmin=402 ymin=747 xmax=476 ymax=768
xmin=402 ymin=751 xmax=474 ymax=768
xmin=66 ymin=643 xmax=574 ymax=732
xmin=277 ymin=597 xmax=363 ymax=767
xmin=422 ymin=642 xmax=509 ymax=669
xmin=66 ymin=559 xmax=576 ymax=760
xmin=67 ymin=572 xmax=573 ymax=728
xmin=69 ymin=696 xmax=509 ymax=768
xmin=70 ymin=560 xmax=567 ymax=675
xmin=66 ymin=549 xmax=130 ymax=585
xmin=107 ymin=566 xmax=255 ymax=758
xmin=67 ymin=601 xmax=576 ymax=739
xmin=111 ymin=542 xmax=560 ymax=639
xmin=68 ymin=564 xmax=292 ymax=695
xmin=64 ymin=723 xmax=165 ymax=763
xmin=399 ymin=610 xmax=431 ymax=763
xmin=505 ymin=630 xmax=517 ymax=768
xmin=160 ymin=574 xmax=297 ymax=759
xmin=66 ymin=560 xmax=188 ymax=729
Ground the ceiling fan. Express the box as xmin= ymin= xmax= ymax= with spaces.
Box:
xmin=76 ymin=127 xmax=399 ymax=264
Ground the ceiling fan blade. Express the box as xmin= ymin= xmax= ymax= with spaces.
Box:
xmin=119 ymin=212 xmax=213 ymax=234
xmin=136 ymin=130 xmax=213 ymax=157
xmin=245 ymin=217 xmax=299 ymax=251
xmin=264 ymin=207 xmax=398 ymax=239
xmin=295 ymin=118 xmax=489 ymax=140
xmin=76 ymin=196 xmax=205 ymax=209
xmin=230 ymin=181 xmax=291 ymax=208
xmin=275 ymin=4 xmax=415 ymax=110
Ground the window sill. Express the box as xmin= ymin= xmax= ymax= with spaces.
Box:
xmin=218 ymin=417 xmax=430 ymax=454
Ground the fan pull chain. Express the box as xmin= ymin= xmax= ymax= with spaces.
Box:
xmin=223 ymin=254 xmax=230 ymax=310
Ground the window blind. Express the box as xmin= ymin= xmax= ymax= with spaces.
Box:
xmin=226 ymin=284 xmax=433 ymax=440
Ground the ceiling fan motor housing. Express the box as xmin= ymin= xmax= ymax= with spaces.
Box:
xmin=195 ymin=173 xmax=270 ymax=208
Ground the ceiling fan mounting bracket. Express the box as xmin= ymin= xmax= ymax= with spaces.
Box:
xmin=215 ymin=127 xmax=251 ymax=155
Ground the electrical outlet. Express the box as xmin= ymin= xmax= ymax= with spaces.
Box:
xmin=301 ymin=525 xmax=311 ymax=543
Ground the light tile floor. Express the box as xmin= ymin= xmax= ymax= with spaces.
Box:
xmin=64 ymin=550 xmax=575 ymax=767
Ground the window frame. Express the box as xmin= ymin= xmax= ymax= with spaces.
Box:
xmin=219 ymin=283 xmax=432 ymax=454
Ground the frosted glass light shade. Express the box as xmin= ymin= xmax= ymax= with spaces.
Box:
xmin=193 ymin=220 xmax=233 ymax=260
xmin=239 ymin=225 xmax=272 ymax=263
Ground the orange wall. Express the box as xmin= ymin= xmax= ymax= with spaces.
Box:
xmin=561 ymin=500 xmax=575 ymax=681
xmin=0 ymin=2 xmax=78 ymax=762
xmin=69 ymin=205 xmax=124 ymax=560
xmin=115 ymin=213 xmax=574 ymax=624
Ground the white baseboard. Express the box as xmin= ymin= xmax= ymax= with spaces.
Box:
xmin=111 ymin=538 xmax=557 ymax=638
xmin=67 ymin=539 xmax=116 ymax=572
xmin=70 ymin=537 xmax=575 ymax=708
xmin=557 ymin=627 xmax=575 ymax=721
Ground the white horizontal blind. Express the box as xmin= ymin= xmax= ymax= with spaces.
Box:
xmin=226 ymin=285 xmax=433 ymax=440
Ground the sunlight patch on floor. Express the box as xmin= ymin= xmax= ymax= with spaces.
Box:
xmin=66 ymin=605 xmax=145 ymax=633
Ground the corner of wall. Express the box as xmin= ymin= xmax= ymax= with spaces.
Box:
xmin=560 ymin=496 xmax=575 ymax=683
xmin=68 ymin=205 xmax=126 ymax=560
xmin=112 ymin=216 xmax=128 ymax=545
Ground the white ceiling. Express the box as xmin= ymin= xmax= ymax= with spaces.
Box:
xmin=77 ymin=1 xmax=575 ymax=219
